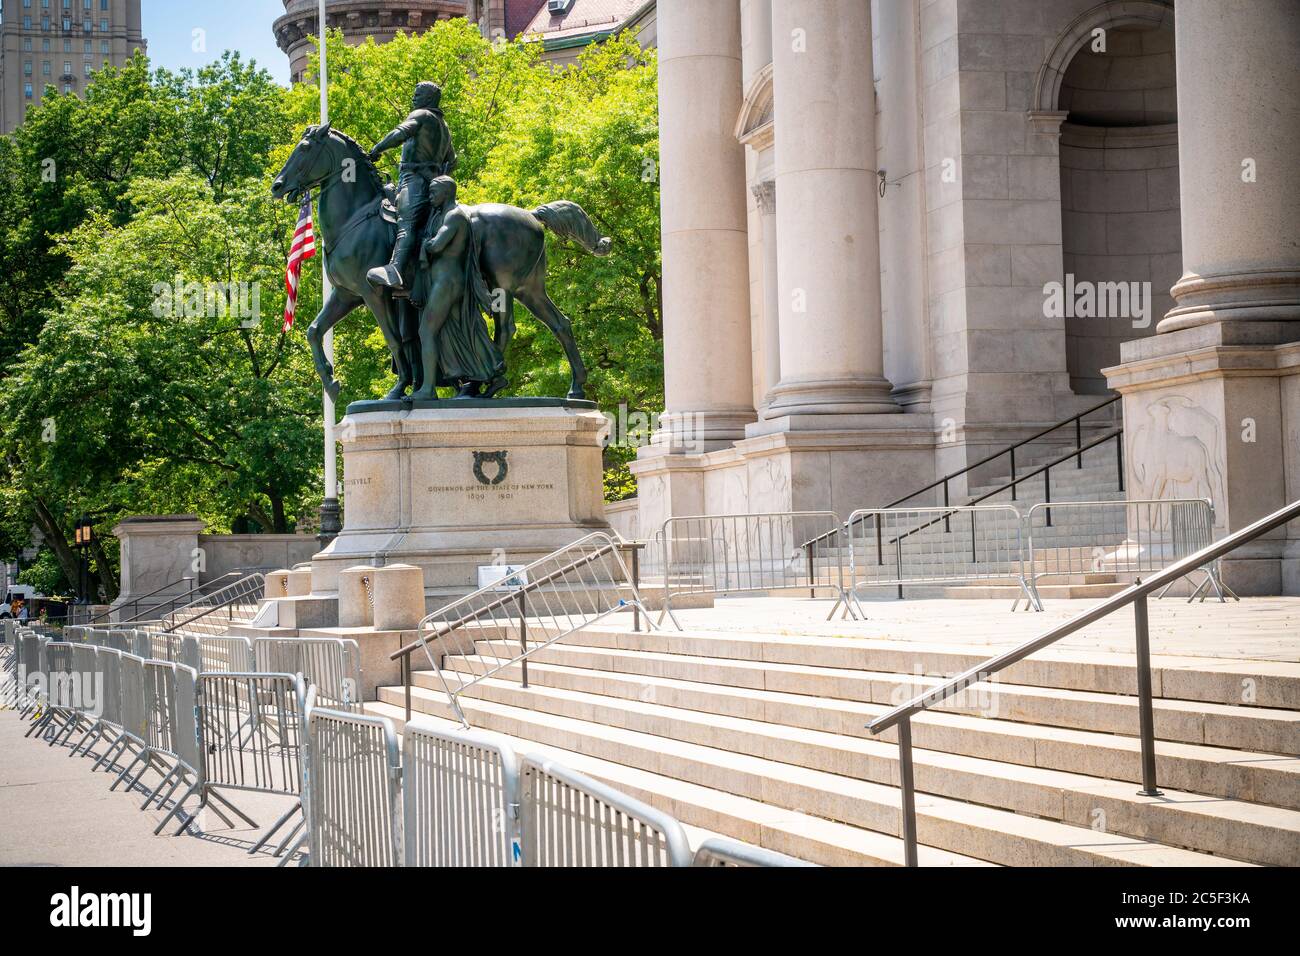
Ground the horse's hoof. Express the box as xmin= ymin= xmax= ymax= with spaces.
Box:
xmin=409 ymin=387 xmax=438 ymax=402
xmin=383 ymin=384 xmax=407 ymax=401
xmin=484 ymin=376 xmax=509 ymax=399
xmin=567 ymin=387 xmax=586 ymax=401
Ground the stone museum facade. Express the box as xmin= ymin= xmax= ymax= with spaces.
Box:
xmin=630 ymin=0 xmax=1299 ymax=594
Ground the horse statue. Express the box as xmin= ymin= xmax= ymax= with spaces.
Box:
xmin=271 ymin=123 xmax=612 ymax=402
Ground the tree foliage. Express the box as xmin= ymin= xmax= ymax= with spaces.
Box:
xmin=0 ymin=22 xmax=662 ymax=598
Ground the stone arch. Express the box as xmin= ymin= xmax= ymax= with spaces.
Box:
xmin=1044 ymin=0 xmax=1180 ymax=395
xmin=1034 ymin=0 xmax=1174 ymax=114
xmin=735 ymin=62 xmax=774 ymax=150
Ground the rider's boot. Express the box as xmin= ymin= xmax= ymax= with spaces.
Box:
xmin=367 ymin=226 xmax=417 ymax=290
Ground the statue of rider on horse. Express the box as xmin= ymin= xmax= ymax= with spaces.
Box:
xmin=270 ymin=80 xmax=611 ymax=404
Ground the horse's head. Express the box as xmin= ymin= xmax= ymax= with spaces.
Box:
xmin=272 ymin=123 xmax=337 ymax=203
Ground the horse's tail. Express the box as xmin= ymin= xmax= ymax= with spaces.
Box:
xmin=532 ymin=200 xmax=612 ymax=257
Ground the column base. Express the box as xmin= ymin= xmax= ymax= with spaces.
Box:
xmin=1105 ymin=321 xmax=1300 ymax=596
xmin=1159 ymin=268 xmax=1300 ymax=333
xmin=647 ymin=407 xmax=757 ymax=454
xmin=763 ymin=375 xmax=901 ymax=418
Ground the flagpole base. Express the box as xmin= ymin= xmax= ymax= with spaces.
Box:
xmin=317 ymin=497 xmax=342 ymax=547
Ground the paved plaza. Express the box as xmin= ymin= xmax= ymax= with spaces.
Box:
xmin=0 ymin=711 xmax=294 ymax=867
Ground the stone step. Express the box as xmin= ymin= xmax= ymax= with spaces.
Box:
xmin=427 ymin=655 xmax=1300 ymax=816
xmin=420 ymin=648 xmax=1300 ymax=755
xmin=880 ymin=583 xmax=1128 ymax=601
xmin=373 ymin=685 xmax=1273 ymax=865
xmin=504 ymin=623 xmax=1300 ymax=710
xmin=365 ymin=701 xmax=989 ymax=866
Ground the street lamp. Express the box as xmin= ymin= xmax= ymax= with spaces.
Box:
xmin=73 ymin=517 xmax=94 ymax=605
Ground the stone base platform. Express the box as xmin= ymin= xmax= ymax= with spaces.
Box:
xmin=312 ymin=401 xmax=612 ymax=597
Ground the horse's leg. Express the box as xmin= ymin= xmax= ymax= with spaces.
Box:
xmin=515 ymin=280 xmax=588 ymax=400
xmin=492 ymin=291 xmax=515 ymax=358
xmin=361 ymin=287 xmax=408 ymax=400
xmin=305 ymin=288 xmax=363 ymax=403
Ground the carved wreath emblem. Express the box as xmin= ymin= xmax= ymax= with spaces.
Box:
xmin=472 ymin=450 xmax=509 ymax=486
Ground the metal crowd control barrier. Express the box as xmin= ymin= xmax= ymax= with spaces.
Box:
xmin=393 ymin=532 xmax=653 ymax=727
xmin=65 ymin=643 xmax=105 ymax=758
xmin=844 ymin=505 xmax=1037 ymax=610
xmin=180 ymin=634 xmax=255 ymax=674
xmin=255 ymin=638 xmax=362 ymax=711
xmin=659 ymin=512 xmax=855 ymax=628
xmin=1022 ymin=498 xmax=1234 ymax=604
xmin=691 ymin=837 xmax=816 ymax=867
xmin=402 ymin=719 xmax=521 ymax=867
xmin=519 ymin=755 xmax=693 ymax=867
xmin=306 ymin=706 xmax=402 ymax=867
xmin=16 ymin=634 xmax=45 ymax=717
xmin=183 ymin=672 xmax=309 ymax=856
xmin=26 ymin=641 xmax=75 ymax=743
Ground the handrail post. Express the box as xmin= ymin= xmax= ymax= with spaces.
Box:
xmin=897 ymin=718 xmax=919 ymax=867
xmin=1133 ymin=594 xmax=1162 ymax=797
xmin=1075 ymin=415 xmax=1083 ymax=468
xmin=895 ymin=538 xmax=904 ymax=600
xmin=1009 ymin=447 xmax=1017 ymax=502
xmin=1116 ymin=432 xmax=1125 ymax=493
xmin=403 ymin=652 xmax=412 ymax=721
xmin=1044 ymin=468 xmax=1052 ymax=527
xmin=806 ymin=547 xmax=816 ymax=599
xmin=943 ymin=480 xmax=951 ymax=532
xmin=518 ymin=590 xmax=528 ymax=689
xmin=630 ymin=544 xmax=642 ymax=633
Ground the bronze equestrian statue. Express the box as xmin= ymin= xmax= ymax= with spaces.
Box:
xmin=270 ymin=88 xmax=611 ymax=403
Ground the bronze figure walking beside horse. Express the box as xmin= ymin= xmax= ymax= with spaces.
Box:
xmin=271 ymin=121 xmax=611 ymax=402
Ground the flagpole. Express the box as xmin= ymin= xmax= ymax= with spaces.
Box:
xmin=317 ymin=0 xmax=341 ymax=544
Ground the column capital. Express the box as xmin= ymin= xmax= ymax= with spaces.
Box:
xmin=751 ymin=180 xmax=776 ymax=215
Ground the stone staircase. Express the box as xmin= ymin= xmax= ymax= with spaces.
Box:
xmin=366 ymin=621 xmax=1300 ymax=866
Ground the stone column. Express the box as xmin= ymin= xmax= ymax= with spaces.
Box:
xmin=752 ymin=181 xmax=781 ymax=406
xmin=1106 ymin=0 xmax=1300 ymax=594
xmin=655 ymin=0 xmax=756 ymax=448
xmin=765 ymin=0 xmax=897 ymax=418
xmin=1160 ymin=0 xmax=1300 ymax=333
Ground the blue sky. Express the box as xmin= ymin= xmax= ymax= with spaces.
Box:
xmin=142 ymin=0 xmax=291 ymax=85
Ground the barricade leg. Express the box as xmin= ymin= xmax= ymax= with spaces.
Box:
xmin=248 ymin=799 xmax=301 ymax=855
xmin=143 ymin=761 xmax=181 ymax=810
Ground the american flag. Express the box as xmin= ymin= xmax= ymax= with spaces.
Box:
xmin=282 ymin=195 xmax=317 ymax=332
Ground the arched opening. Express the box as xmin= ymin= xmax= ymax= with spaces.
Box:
xmin=1054 ymin=10 xmax=1178 ymax=394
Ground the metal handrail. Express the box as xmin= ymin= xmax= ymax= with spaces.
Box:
xmin=804 ymin=395 xmax=1121 ymax=552
xmin=867 ymin=496 xmax=1300 ymax=866
xmin=161 ymin=572 xmax=266 ymax=634
xmin=391 ymin=540 xmax=625 ymax=661
xmin=89 ymin=575 xmax=198 ymax=624
xmin=888 ymin=428 xmax=1123 ymax=549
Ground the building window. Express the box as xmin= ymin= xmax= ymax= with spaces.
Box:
xmin=102 ymin=0 xmax=108 ymax=8
xmin=64 ymin=83 xmax=73 ymax=93
xmin=64 ymin=61 xmax=72 ymax=75
xmin=63 ymin=17 xmax=71 ymax=30
xmin=42 ymin=38 xmax=50 ymax=51
xmin=23 ymin=38 xmax=33 ymax=51
xmin=23 ymin=61 xmax=33 ymax=76
xmin=23 ymin=0 xmax=33 ymax=9
xmin=100 ymin=40 xmax=109 ymax=54
xmin=99 ymin=19 xmax=107 ymax=31
xmin=25 ymin=84 xmax=34 ymax=99
xmin=84 ymin=38 xmax=91 ymax=52
xmin=64 ymin=39 xmax=71 ymax=51
xmin=43 ymin=61 xmax=51 ymax=75
xmin=23 ymin=17 xmax=32 ymax=30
